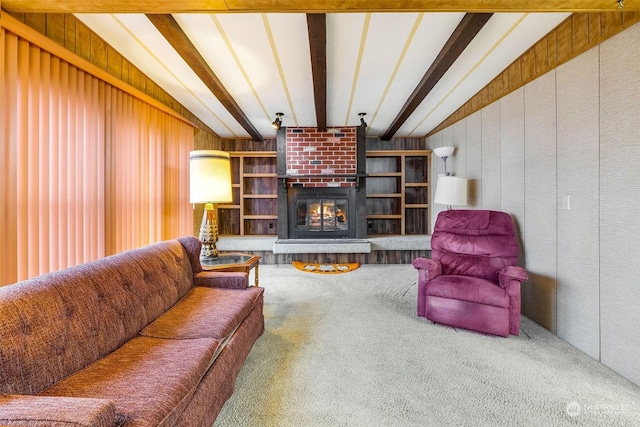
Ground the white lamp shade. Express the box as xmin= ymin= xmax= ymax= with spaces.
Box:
xmin=434 ymin=176 xmax=468 ymax=206
xmin=189 ymin=150 xmax=233 ymax=203
xmin=433 ymin=146 xmax=455 ymax=158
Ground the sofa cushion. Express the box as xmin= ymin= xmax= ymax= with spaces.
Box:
xmin=426 ymin=275 xmax=509 ymax=308
xmin=0 ymin=394 xmax=119 ymax=427
xmin=40 ymin=336 xmax=221 ymax=427
xmin=141 ymin=286 xmax=264 ymax=341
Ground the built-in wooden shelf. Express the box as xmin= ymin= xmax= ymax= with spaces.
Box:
xmin=367 ymin=193 xmax=402 ymax=198
xmin=366 ymin=150 xmax=431 ymax=235
xmin=219 ymin=149 xmax=431 ymax=237
xmin=218 ymin=151 xmax=278 ymax=236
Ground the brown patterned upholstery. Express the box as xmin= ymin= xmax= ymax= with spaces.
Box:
xmin=0 ymin=236 xmax=264 ymax=426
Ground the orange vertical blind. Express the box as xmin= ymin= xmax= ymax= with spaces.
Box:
xmin=1 ymin=21 xmax=194 ymax=287
xmin=103 ymin=89 xmax=194 ymax=255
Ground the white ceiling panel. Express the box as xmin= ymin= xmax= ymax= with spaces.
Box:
xmin=265 ymin=14 xmax=315 ymax=128
xmin=365 ymin=12 xmax=466 ymax=135
xmin=398 ymin=13 xmax=532 ymax=137
xmin=398 ymin=12 xmax=569 ymax=137
xmin=76 ymin=11 xmax=571 ymax=141
xmin=349 ymin=13 xmax=423 ymax=131
xmin=326 ymin=13 xmax=368 ymax=128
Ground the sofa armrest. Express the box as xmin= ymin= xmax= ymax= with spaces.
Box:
xmin=498 ymin=265 xmax=528 ymax=289
xmin=411 ymin=257 xmax=442 ymax=281
xmin=0 ymin=395 xmax=121 ymax=427
xmin=194 ymin=271 xmax=249 ymax=289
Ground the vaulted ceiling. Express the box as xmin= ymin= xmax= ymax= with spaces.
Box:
xmin=3 ymin=1 xmax=629 ymax=141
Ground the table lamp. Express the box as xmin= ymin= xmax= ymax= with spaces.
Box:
xmin=434 ymin=176 xmax=468 ymax=209
xmin=189 ymin=150 xmax=233 ymax=260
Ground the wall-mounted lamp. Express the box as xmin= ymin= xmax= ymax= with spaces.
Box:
xmin=358 ymin=112 xmax=367 ymax=128
xmin=618 ymin=0 xmax=624 ymax=8
xmin=434 ymin=176 xmax=468 ymax=209
xmin=433 ymin=146 xmax=455 ymax=176
xmin=189 ymin=150 xmax=233 ymax=260
xmin=272 ymin=112 xmax=284 ymax=130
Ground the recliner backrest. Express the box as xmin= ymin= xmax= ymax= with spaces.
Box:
xmin=430 ymin=210 xmax=519 ymax=282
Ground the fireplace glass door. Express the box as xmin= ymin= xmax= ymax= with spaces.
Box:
xmin=295 ymin=198 xmax=349 ymax=236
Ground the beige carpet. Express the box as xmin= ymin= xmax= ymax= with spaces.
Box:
xmin=214 ymin=264 xmax=640 ymax=426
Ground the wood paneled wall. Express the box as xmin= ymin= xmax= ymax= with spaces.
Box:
xmin=430 ymin=11 xmax=640 ymax=135
xmin=245 ymin=250 xmax=431 ymax=265
xmin=219 ymin=138 xmax=277 ymax=152
xmin=6 ymin=12 xmax=222 ymax=150
xmin=365 ymin=137 xmax=426 ymax=151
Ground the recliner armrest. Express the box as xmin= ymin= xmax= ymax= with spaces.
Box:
xmin=498 ymin=265 xmax=528 ymax=288
xmin=0 ymin=394 xmax=120 ymax=427
xmin=194 ymin=271 xmax=249 ymax=289
xmin=412 ymin=257 xmax=442 ymax=280
xmin=412 ymin=257 xmax=440 ymax=271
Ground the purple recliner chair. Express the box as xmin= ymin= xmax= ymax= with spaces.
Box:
xmin=412 ymin=210 xmax=527 ymax=337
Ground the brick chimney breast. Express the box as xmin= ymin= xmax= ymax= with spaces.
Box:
xmin=285 ymin=127 xmax=358 ymax=188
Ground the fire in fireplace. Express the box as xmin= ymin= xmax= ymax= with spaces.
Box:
xmin=295 ymin=198 xmax=348 ymax=233
xmin=288 ymin=188 xmax=355 ymax=239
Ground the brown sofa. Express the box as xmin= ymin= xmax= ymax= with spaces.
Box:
xmin=0 ymin=236 xmax=264 ymax=427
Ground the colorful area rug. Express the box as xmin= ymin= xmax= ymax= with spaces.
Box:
xmin=292 ymin=261 xmax=359 ymax=274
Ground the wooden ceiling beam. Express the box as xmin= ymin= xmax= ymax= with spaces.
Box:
xmin=146 ymin=14 xmax=263 ymax=142
xmin=380 ymin=13 xmax=492 ymax=141
xmin=307 ymin=14 xmax=327 ymax=132
xmin=1 ymin=0 xmax=629 ymax=13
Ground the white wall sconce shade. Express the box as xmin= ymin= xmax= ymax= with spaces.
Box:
xmin=433 ymin=146 xmax=455 ymax=176
xmin=433 ymin=146 xmax=454 ymax=158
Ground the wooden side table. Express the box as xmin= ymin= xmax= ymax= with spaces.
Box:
xmin=200 ymin=253 xmax=261 ymax=286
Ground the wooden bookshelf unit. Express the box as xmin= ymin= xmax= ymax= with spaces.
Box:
xmin=217 ymin=151 xmax=277 ymax=236
xmin=366 ymin=150 xmax=431 ymax=235
xmin=218 ymin=149 xmax=430 ymax=237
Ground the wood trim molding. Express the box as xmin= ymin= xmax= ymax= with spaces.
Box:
xmin=428 ymin=11 xmax=640 ymax=136
xmin=2 ymin=0 xmax=635 ymax=14
xmin=0 ymin=11 xmax=195 ymax=127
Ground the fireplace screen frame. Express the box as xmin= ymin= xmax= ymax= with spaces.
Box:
xmin=287 ymin=187 xmax=356 ymax=239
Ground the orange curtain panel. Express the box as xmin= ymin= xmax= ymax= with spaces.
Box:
xmin=1 ymin=16 xmax=194 ymax=287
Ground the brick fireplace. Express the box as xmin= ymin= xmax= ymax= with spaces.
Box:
xmin=288 ymin=186 xmax=355 ymax=238
xmin=277 ymin=126 xmax=367 ymax=239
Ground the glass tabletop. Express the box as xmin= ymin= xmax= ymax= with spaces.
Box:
xmin=201 ymin=253 xmax=255 ymax=267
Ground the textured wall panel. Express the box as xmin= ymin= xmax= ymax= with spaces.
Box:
xmin=499 ymin=88 xmax=526 ymax=264
xmin=523 ymin=70 xmax=558 ymax=333
xmin=556 ymin=48 xmax=601 ymax=360
xmin=500 ymin=89 xmax=526 ymax=312
xmin=452 ymin=120 xmax=467 ymax=179
xmin=481 ymin=102 xmax=501 ymax=210
xmin=599 ymin=22 xmax=640 ymax=386
xmin=465 ymin=112 xmax=482 ymax=209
